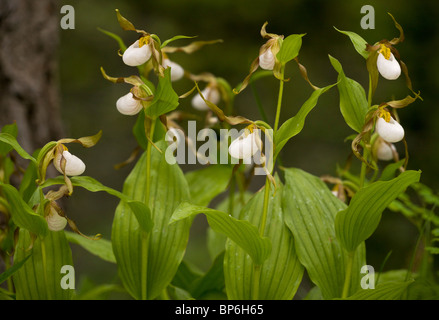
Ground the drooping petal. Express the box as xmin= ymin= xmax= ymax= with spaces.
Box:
xmin=122 ymin=40 xmax=152 ymax=67
xmin=116 ymin=92 xmax=143 ymax=115
xmin=191 ymin=86 xmax=220 ymax=111
xmin=53 ymin=150 xmax=86 ymax=176
xmin=377 ymin=52 xmax=401 ymax=80
xmin=376 ymin=116 xmax=405 ymax=143
xmin=162 ymin=58 xmax=184 ymax=81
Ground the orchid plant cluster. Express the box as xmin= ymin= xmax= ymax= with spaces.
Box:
xmin=0 ymin=10 xmax=438 ymax=301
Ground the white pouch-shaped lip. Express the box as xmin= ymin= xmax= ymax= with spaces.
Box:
xmin=162 ymin=58 xmax=184 ymax=81
xmin=228 ymin=131 xmax=262 ymax=160
xmin=122 ymin=39 xmax=152 ymax=67
xmin=191 ymin=87 xmax=220 ymax=111
xmin=116 ymin=92 xmax=143 ymax=116
xmin=259 ymin=48 xmax=275 ymax=70
xmin=53 ymin=150 xmax=86 ymax=176
xmin=376 ymin=116 xmax=405 ymax=143
xmin=46 ymin=206 xmax=68 ymax=231
xmin=377 ymin=52 xmax=401 ymax=80
xmin=376 ymin=139 xmax=397 ymax=161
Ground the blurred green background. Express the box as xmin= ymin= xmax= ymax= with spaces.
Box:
xmin=57 ymin=0 xmax=438 ymax=297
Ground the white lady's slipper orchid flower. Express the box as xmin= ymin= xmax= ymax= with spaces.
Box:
xmin=376 ymin=139 xmax=397 ymax=161
xmin=122 ymin=39 xmax=152 ymax=67
xmin=53 ymin=150 xmax=86 ymax=176
xmin=45 ymin=206 xmax=68 ymax=232
xmin=228 ymin=131 xmax=262 ymax=160
xmin=259 ymin=47 xmax=275 ymax=70
xmin=191 ymin=86 xmax=220 ymax=111
xmin=376 ymin=116 xmax=405 ymax=143
xmin=162 ymin=58 xmax=184 ymax=81
xmin=116 ymin=92 xmax=143 ymax=116
xmin=377 ymin=45 xmax=401 ymax=80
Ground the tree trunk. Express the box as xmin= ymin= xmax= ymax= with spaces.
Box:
xmin=0 ymin=0 xmax=63 ymax=152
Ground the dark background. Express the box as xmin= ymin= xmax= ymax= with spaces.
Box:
xmin=55 ymin=0 xmax=438 ymax=297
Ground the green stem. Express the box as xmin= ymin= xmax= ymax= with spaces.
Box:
xmin=40 ymin=237 xmax=52 ymax=300
xmin=341 ymin=250 xmax=355 ymax=299
xmin=141 ymin=117 xmax=156 ymax=300
xmin=367 ymin=73 xmax=373 ymax=109
xmin=4 ymin=255 xmax=13 ymax=292
xmin=252 ymin=66 xmax=285 ymax=300
xmin=273 ymin=65 xmax=286 ymax=134
xmin=359 ymin=148 xmax=369 ymax=189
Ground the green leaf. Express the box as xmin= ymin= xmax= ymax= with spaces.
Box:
xmin=145 ymin=68 xmax=179 ymax=118
xmin=0 ymin=133 xmax=36 ymax=163
xmin=335 ymin=170 xmax=421 ymax=253
xmin=161 ymin=35 xmax=197 ymax=48
xmin=172 ymin=260 xmax=203 ymax=293
xmin=98 ymin=27 xmax=127 ymax=51
xmin=0 ymin=183 xmax=48 ymax=237
xmin=185 ymin=165 xmax=233 ymax=207
xmin=40 ymin=175 xmax=153 ymax=234
xmin=329 ymin=55 xmax=368 ymax=133
xmin=170 ymin=202 xmax=271 ymax=266
xmin=64 ymin=231 xmax=116 ymax=264
xmin=283 ymin=168 xmax=366 ymax=299
xmin=13 ymin=229 xmax=74 ymax=300
xmin=190 ymin=251 xmax=226 ymax=299
xmin=224 ymin=180 xmax=304 ymax=300
xmin=275 ymin=83 xmax=336 ymax=158
xmin=0 ymin=123 xmax=18 ymax=156
xmin=379 ymin=159 xmax=405 ymax=181
xmin=0 ymin=254 xmax=32 ymax=285
xmin=276 ymin=34 xmax=305 ymax=64
xmin=334 ymin=27 xmax=369 ymax=59
xmin=343 ymin=281 xmax=413 ymax=300
xmin=112 ymin=141 xmax=191 ymax=300
xmin=207 ymin=191 xmax=253 ymax=260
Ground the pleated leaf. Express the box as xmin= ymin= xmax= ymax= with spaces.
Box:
xmin=283 ymin=168 xmax=366 ymax=299
xmin=207 ymin=191 xmax=253 ymax=260
xmin=185 ymin=165 xmax=233 ymax=207
xmin=276 ymin=34 xmax=305 ymax=64
xmin=145 ymin=68 xmax=179 ymax=118
xmin=335 ymin=170 xmax=421 ymax=253
xmin=343 ymin=281 xmax=413 ymax=300
xmin=13 ymin=229 xmax=74 ymax=300
xmin=170 ymin=202 xmax=271 ymax=265
xmin=64 ymin=231 xmax=116 ymax=264
xmin=0 ymin=183 xmax=48 ymax=237
xmin=39 ymin=175 xmax=153 ymax=233
xmin=334 ymin=27 xmax=369 ymax=59
xmin=112 ymin=141 xmax=191 ymax=300
xmin=224 ymin=180 xmax=304 ymax=300
xmin=274 ymin=83 xmax=336 ymax=159
xmin=328 ymin=55 xmax=368 ymax=133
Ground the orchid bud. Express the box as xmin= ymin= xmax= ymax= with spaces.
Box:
xmin=228 ymin=131 xmax=262 ymax=160
xmin=375 ymin=138 xmax=397 ymax=161
xmin=259 ymin=47 xmax=276 ymax=70
xmin=122 ymin=39 xmax=152 ymax=67
xmin=116 ymin=92 xmax=143 ymax=116
xmin=162 ymin=58 xmax=184 ymax=81
xmin=376 ymin=116 xmax=405 ymax=143
xmin=377 ymin=46 xmax=401 ymax=80
xmin=45 ymin=206 xmax=67 ymax=232
xmin=191 ymin=86 xmax=221 ymax=111
xmin=53 ymin=150 xmax=86 ymax=176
